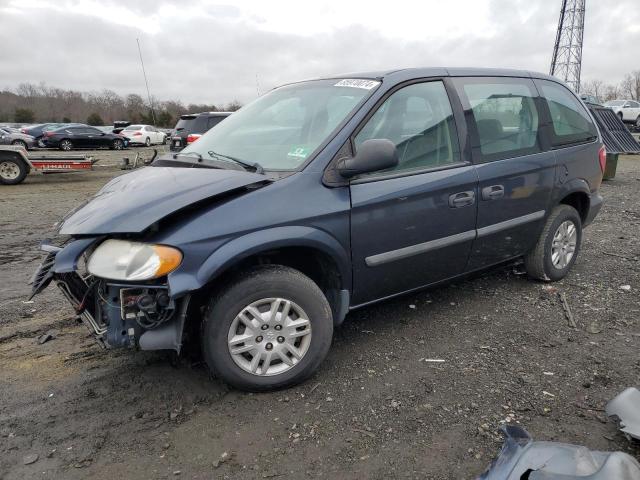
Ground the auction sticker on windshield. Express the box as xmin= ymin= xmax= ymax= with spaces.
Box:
xmin=334 ymin=79 xmax=380 ymax=90
xmin=288 ymin=145 xmax=311 ymax=159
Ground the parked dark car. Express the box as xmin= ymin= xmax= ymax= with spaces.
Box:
xmin=31 ymin=68 xmax=604 ymax=392
xmin=169 ymin=112 xmax=232 ymax=152
xmin=21 ymin=123 xmax=59 ymax=142
xmin=41 ymin=125 xmax=127 ymax=150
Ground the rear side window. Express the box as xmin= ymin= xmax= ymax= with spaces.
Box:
xmin=537 ymin=80 xmax=597 ymax=147
xmin=454 ymin=78 xmax=541 ymax=161
xmin=207 ymin=116 xmax=224 ymax=129
xmin=354 ymin=81 xmax=461 ymax=176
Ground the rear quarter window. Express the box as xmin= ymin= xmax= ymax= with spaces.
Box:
xmin=536 ymin=80 xmax=598 ymax=147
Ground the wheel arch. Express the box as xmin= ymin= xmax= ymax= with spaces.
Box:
xmin=556 ymin=180 xmax=591 ymax=223
xmin=173 ymin=226 xmax=352 ymax=325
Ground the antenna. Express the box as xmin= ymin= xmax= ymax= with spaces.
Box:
xmin=550 ymin=0 xmax=586 ymax=93
xmin=136 ymin=38 xmax=157 ymax=126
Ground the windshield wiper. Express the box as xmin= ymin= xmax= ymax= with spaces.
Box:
xmin=208 ymin=150 xmax=264 ymax=174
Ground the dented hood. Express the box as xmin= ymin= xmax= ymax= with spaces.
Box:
xmin=59 ymin=166 xmax=268 ymax=235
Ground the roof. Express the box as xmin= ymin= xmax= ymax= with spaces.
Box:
xmin=325 ymin=67 xmax=558 ymax=82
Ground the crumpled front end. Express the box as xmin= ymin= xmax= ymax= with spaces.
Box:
xmin=29 ymin=238 xmax=190 ymax=352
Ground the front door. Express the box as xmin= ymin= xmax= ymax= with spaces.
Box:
xmin=451 ymin=77 xmax=556 ymax=270
xmin=349 ymin=80 xmax=478 ymax=305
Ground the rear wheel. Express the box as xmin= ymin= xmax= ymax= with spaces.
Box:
xmin=59 ymin=139 xmax=73 ymax=151
xmin=0 ymin=158 xmax=28 ymax=185
xmin=202 ymin=265 xmax=333 ymax=392
xmin=11 ymin=139 xmax=27 ymax=150
xmin=525 ymin=205 xmax=582 ymax=281
xmin=145 ymin=137 xmax=151 ymax=147
xmin=635 ymin=116 xmax=640 ymax=128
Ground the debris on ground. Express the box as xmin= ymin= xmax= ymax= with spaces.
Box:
xmin=558 ymin=292 xmax=577 ymax=328
xmin=477 ymin=425 xmax=640 ymax=479
xmin=36 ymin=329 xmax=57 ymax=344
xmin=606 ymin=387 xmax=640 ymax=441
xmin=22 ymin=453 xmax=39 ymax=465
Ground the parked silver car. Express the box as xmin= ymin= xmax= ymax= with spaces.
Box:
xmin=0 ymin=127 xmax=35 ymax=150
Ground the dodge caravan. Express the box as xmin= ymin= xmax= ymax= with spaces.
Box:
xmin=30 ymin=68 xmax=604 ymax=391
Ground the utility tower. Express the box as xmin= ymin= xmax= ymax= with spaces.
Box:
xmin=550 ymin=0 xmax=586 ymax=93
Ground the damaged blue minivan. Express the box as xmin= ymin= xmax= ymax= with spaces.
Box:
xmin=31 ymin=68 xmax=604 ymax=391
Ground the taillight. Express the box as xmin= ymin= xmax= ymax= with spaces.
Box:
xmin=21 ymin=128 xmax=27 ymax=134
xmin=187 ymin=134 xmax=201 ymax=144
xmin=598 ymin=145 xmax=606 ymax=173
xmin=133 ymin=132 xmax=142 ymax=136
xmin=44 ymin=131 xmax=55 ymax=137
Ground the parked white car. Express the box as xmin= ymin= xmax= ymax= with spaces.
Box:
xmin=604 ymin=100 xmax=640 ymax=126
xmin=120 ymin=125 xmax=166 ymax=146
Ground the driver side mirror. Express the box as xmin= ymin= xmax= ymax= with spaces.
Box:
xmin=337 ymin=139 xmax=399 ymax=178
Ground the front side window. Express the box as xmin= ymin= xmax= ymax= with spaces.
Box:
xmin=354 ymin=81 xmax=461 ymax=175
xmin=182 ymin=79 xmax=378 ymax=170
xmin=537 ymin=80 xmax=597 ymax=146
xmin=455 ymin=78 xmax=541 ymax=161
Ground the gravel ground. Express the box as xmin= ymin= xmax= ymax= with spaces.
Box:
xmin=0 ymin=149 xmax=639 ymax=479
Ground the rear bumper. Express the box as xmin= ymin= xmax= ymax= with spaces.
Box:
xmin=584 ymin=192 xmax=603 ymax=227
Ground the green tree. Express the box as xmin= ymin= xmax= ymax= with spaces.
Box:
xmin=86 ymin=112 xmax=104 ymax=125
xmin=14 ymin=108 xmax=35 ymax=123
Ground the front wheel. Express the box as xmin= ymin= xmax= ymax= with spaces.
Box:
xmin=525 ymin=205 xmax=582 ymax=282
xmin=635 ymin=116 xmax=640 ymax=128
xmin=145 ymin=137 xmax=151 ymax=147
xmin=59 ymin=139 xmax=73 ymax=151
xmin=11 ymin=140 xmax=27 ymax=150
xmin=112 ymin=139 xmax=124 ymax=150
xmin=202 ymin=265 xmax=333 ymax=392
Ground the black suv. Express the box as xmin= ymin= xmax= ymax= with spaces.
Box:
xmin=32 ymin=68 xmax=604 ymax=392
xmin=169 ymin=112 xmax=232 ymax=152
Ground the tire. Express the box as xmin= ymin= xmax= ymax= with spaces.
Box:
xmin=0 ymin=157 xmax=28 ymax=185
xmin=59 ymin=139 xmax=73 ymax=151
xmin=202 ymin=265 xmax=333 ymax=392
xmin=112 ymin=139 xmax=124 ymax=150
xmin=635 ymin=116 xmax=640 ymax=128
xmin=145 ymin=137 xmax=151 ymax=147
xmin=618 ymin=112 xmax=624 ymax=121
xmin=11 ymin=140 xmax=27 ymax=150
xmin=162 ymin=136 xmax=167 ymax=145
xmin=525 ymin=205 xmax=582 ymax=282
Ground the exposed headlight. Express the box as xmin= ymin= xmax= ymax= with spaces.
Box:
xmin=87 ymin=239 xmax=182 ymax=281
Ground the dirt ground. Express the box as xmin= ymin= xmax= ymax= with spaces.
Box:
xmin=1 ymin=147 xmax=639 ymax=479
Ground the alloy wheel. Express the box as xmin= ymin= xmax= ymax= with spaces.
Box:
xmin=551 ymin=220 xmax=577 ymax=269
xmin=227 ymin=298 xmax=312 ymax=376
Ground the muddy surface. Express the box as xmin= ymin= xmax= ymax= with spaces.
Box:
xmin=1 ymin=149 xmax=639 ymax=479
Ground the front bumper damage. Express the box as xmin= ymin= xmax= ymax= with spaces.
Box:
xmin=29 ymin=238 xmax=190 ymax=352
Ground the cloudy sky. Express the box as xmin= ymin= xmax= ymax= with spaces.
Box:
xmin=0 ymin=0 xmax=638 ymax=104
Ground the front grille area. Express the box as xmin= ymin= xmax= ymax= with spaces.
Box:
xmin=28 ymin=251 xmax=57 ymax=299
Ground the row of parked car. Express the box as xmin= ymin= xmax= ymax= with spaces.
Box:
xmin=1 ymin=111 xmax=235 ymax=152
xmin=0 ymin=122 xmax=173 ymax=151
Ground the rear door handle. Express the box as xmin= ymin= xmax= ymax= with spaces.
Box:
xmin=449 ymin=191 xmax=475 ymax=208
xmin=481 ymin=185 xmax=505 ymax=201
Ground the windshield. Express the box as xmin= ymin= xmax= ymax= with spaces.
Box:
xmin=605 ymin=100 xmax=625 ymax=107
xmin=181 ymin=78 xmax=379 ymax=170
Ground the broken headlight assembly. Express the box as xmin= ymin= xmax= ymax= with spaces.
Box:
xmin=87 ymin=239 xmax=182 ymax=281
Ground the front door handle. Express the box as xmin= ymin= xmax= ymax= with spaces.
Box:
xmin=449 ymin=191 xmax=475 ymax=208
xmin=481 ymin=185 xmax=505 ymax=201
